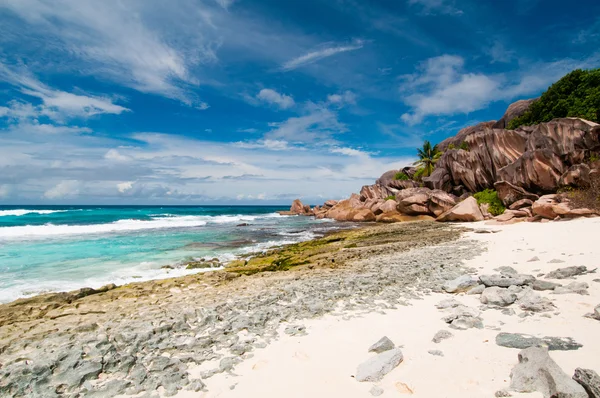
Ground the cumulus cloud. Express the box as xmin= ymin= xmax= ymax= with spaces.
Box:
xmin=327 ymin=91 xmax=357 ymax=107
xmin=399 ymin=53 xmax=600 ymax=124
xmin=265 ymin=103 xmax=347 ymax=143
xmin=256 ymin=89 xmax=295 ymax=109
xmin=117 ymin=181 xmax=134 ymax=193
xmin=43 ymin=180 xmax=80 ymax=199
xmin=281 ymin=40 xmax=365 ymax=71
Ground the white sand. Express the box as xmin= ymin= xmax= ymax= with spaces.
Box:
xmin=178 ymin=218 xmax=600 ymax=398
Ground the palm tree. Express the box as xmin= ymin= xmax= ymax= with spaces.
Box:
xmin=414 ymin=140 xmax=441 ymax=178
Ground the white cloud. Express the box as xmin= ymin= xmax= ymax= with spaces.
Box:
xmin=43 ymin=180 xmax=80 ymax=199
xmin=105 ymin=149 xmax=131 ymax=162
xmin=488 ymin=41 xmax=515 ymax=64
xmin=281 ymin=40 xmax=365 ymax=71
xmin=266 ymin=103 xmax=347 ymax=143
xmin=408 ymin=0 xmax=463 ymax=15
xmin=327 ymin=91 xmax=357 ymax=107
xmin=256 ymin=89 xmax=295 ymax=109
xmin=330 ymin=147 xmax=370 ymax=156
xmin=0 ymin=63 xmax=129 ymax=120
xmin=117 ymin=181 xmax=134 ymax=193
xmin=399 ymin=53 xmax=600 ymax=124
xmin=235 ymin=139 xmax=291 ymax=151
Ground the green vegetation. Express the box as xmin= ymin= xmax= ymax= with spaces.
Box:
xmin=414 ymin=140 xmax=441 ymax=178
xmin=384 ymin=195 xmax=396 ymax=201
xmin=590 ymin=153 xmax=599 ymax=163
xmin=459 ymin=141 xmax=469 ymax=151
xmin=447 ymin=143 xmax=456 ymax=150
xmin=473 ymin=189 xmax=506 ymax=216
xmin=413 ymin=166 xmax=426 ymax=181
xmin=565 ymin=174 xmax=600 ymax=212
xmin=508 ymin=68 xmax=600 ymax=129
xmin=394 ymin=171 xmax=410 ymax=180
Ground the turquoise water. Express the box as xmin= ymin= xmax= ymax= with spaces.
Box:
xmin=0 ymin=206 xmax=341 ymax=303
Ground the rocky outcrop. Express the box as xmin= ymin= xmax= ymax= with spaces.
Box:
xmin=426 ymin=118 xmax=600 ymax=196
xmin=396 ymin=188 xmax=457 ymax=217
xmin=493 ymin=98 xmax=538 ymax=129
xmin=436 ymin=196 xmax=484 ymax=222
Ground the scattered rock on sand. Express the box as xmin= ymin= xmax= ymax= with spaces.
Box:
xmin=435 ymin=298 xmax=461 ymax=309
xmin=443 ymin=275 xmax=478 ymax=293
xmin=432 ymin=330 xmax=454 ymax=343
xmin=284 ymin=324 xmax=307 ymax=336
xmin=548 ymin=258 xmax=566 ymax=264
xmin=584 ymin=304 xmax=600 ymax=321
xmin=495 ymin=389 xmax=512 ymax=397
xmin=428 ymin=350 xmax=444 ymax=357
xmin=573 ymin=368 xmax=600 ymax=398
xmin=480 ymin=287 xmax=518 ymax=307
xmin=527 ymin=256 xmax=540 ymax=262
xmin=545 ymin=266 xmax=588 ymax=279
xmin=356 ymin=348 xmax=404 ymax=382
xmin=370 ymin=386 xmax=384 ymax=396
xmin=531 ymin=280 xmax=561 ymax=291
xmin=467 ymin=284 xmax=485 ymax=295
xmin=510 ymin=346 xmax=587 ymax=397
xmin=553 ymin=282 xmax=589 ymax=295
xmin=369 ymin=336 xmax=395 ymax=353
xmin=495 ymin=266 xmax=518 ymax=275
xmin=480 ymin=274 xmax=535 ymax=288
xmin=496 ymin=333 xmax=583 ymax=351
xmin=517 ymin=289 xmax=555 ymax=312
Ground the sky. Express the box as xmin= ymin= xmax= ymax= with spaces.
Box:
xmin=0 ymin=0 xmax=599 ymax=205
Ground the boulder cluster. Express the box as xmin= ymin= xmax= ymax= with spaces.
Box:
xmin=285 ymin=100 xmax=600 ymax=224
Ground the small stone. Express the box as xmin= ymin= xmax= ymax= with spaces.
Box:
xmin=443 ymin=275 xmax=478 ymax=293
xmin=495 ymin=389 xmax=512 ymax=397
xmin=479 ymin=274 xmax=535 ymax=288
xmin=548 ymin=258 xmax=565 ymax=263
xmin=584 ymin=304 xmax=600 ymax=321
xmin=501 ymin=308 xmax=516 ymax=316
xmin=545 ymin=266 xmax=588 ymax=279
xmin=553 ymin=282 xmax=589 ymax=295
xmin=432 ymin=330 xmax=453 ymax=343
xmin=449 ymin=316 xmax=483 ymax=330
xmin=186 ymin=380 xmax=205 ymax=392
xmin=435 ymin=298 xmax=461 ymax=309
xmin=370 ymin=386 xmax=384 ymax=396
xmin=527 ymin=256 xmax=540 ymax=262
xmin=517 ymin=289 xmax=555 ymax=312
xmin=219 ymin=357 xmax=240 ymax=373
xmin=355 ymin=348 xmax=404 ymax=382
xmin=428 ymin=350 xmax=444 ymax=357
xmin=532 ymin=280 xmax=561 ymax=291
xmin=284 ymin=324 xmax=307 ymax=336
xmin=480 ymin=287 xmax=518 ymax=307
xmin=369 ymin=336 xmax=395 ymax=353
xmin=495 ymin=266 xmax=518 ymax=275
xmin=466 ymin=284 xmax=485 ymax=295
xmin=495 ymin=333 xmax=583 ymax=351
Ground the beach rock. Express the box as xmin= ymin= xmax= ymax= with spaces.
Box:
xmin=531 ymin=280 xmax=561 ymax=291
xmin=479 ymin=274 xmax=535 ymax=288
xmin=370 ymin=386 xmax=385 ymax=396
xmin=284 ymin=324 xmax=307 ymax=336
xmin=396 ymin=188 xmax=456 ymax=217
xmin=379 ymin=200 xmax=398 ymax=214
xmin=584 ymin=304 xmax=600 ymax=321
xmin=369 ymin=336 xmax=395 ymax=353
xmin=467 ymin=284 xmax=485 ymax=295
xmin=428 ymin=350 xmax=444 ymax=357
xmin=496 ymin=266 xmax=518 ymax=275
xmin=355 ymin=348 xmax=404 ymax=382
xmin=517 ymin=289 xmax=555 ymax=312
xmin=553 ymin=282 xmax=589 ymax=295
xmin=496 ymin=333 xmax=583 ymax=351
xmin=527 ymin=256 xmax=540 ymax=262
xmin=495 ymin=181 xmax=540 ymax=207
xmin=495 ymin=389 xmax=513 ymax=397
xmin=449 ymin=315 xmax=484 ymax=330
xmin=290 ymin=199 xmax=309 ymax=214
xmin=352 ymin=209 xmax=376 ymax=222
xmin=573 ymin=368 xmax=600 ymax=398
xmin=432 ymin=330 xmax=453 ymax=343
xmin=532 ymin=194 xmax=571 ymax=219
xmin=480 ymin=287 xmax=518 ymax=306
xmin=435 ymin=298 xmax=461 ymax=309
xmin=436 ymin=196 xmax=484 ymax=222
xmin=509 ymin=199 xmax=534 ymax=210
xmin=510 ymin=346 xmax=587 ymax=397
xmin=442 ymin=305 xmax=481 ymax=322
xmin=375 ymin=212 xmax=435 ymax=223
xmin=443 ymin=275 xmax=478 ymax=293
xmin=545 ymin=266 xmax=588 ymax=279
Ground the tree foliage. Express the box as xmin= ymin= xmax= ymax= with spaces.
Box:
xmin=509 ymin=68 xmax=600 ymax=129
xmin=414 ymin=140 xmax=441 ymax=178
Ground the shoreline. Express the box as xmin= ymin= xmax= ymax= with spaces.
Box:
xmin=1 ymin=219 xmax=599 ymax=397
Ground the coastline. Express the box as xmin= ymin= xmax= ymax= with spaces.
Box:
xmin=1 ymin=218 xmax=599 ymax=397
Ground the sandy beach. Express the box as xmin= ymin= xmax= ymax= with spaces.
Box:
xmin=176 ymin=218 xmax=600 ymax=398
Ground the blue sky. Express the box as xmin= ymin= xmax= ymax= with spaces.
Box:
xmin=0 ymin=0 xmax=599 ymax=204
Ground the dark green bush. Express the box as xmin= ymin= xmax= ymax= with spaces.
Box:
xmin=473 ymin=189 xmax=505 ymax=216
xmin=459 ymin=141 xmax=469 ymax=151
xmin=508 ymin=68 xmax=600 ymax=129
xmin=394 ymin=172 xmax=410 ymax=181
xmin=384 ymin=195 xmax=396 ymax=201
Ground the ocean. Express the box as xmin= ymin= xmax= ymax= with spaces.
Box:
xmin=0 ymin=205 xmax=343 ymax=303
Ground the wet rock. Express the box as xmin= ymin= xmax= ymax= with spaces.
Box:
xmin=496 ymin=333 xmax=583 ymax=351
xmin=479 ymin=274 xmax=535 ymax=288
xmin=480 ymin=287 xmax=518 ymax=307
xmin=443 ymin=275 xmax=478 ymax=293
xmin=531 ymin=280 xmax=561 ymax=291
xmin=369 ymin=336 xmax=395 ymax=354
xmin=553 ymin=282 xmax=589 ymax=295
xmin=432 ymin=330 xmax=453 ymax=343
xmin=510 ymin=346 xmax=587 ymax=397
xmin=355 ymin=348 xmax=404 ymax=382
xmin=545 ymin=266 xmax=589 ymax=279
xmin=428 ymin=350 xmax=444 ymax=357
xmin=573 ymin=368 xmax=600 ymax=398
